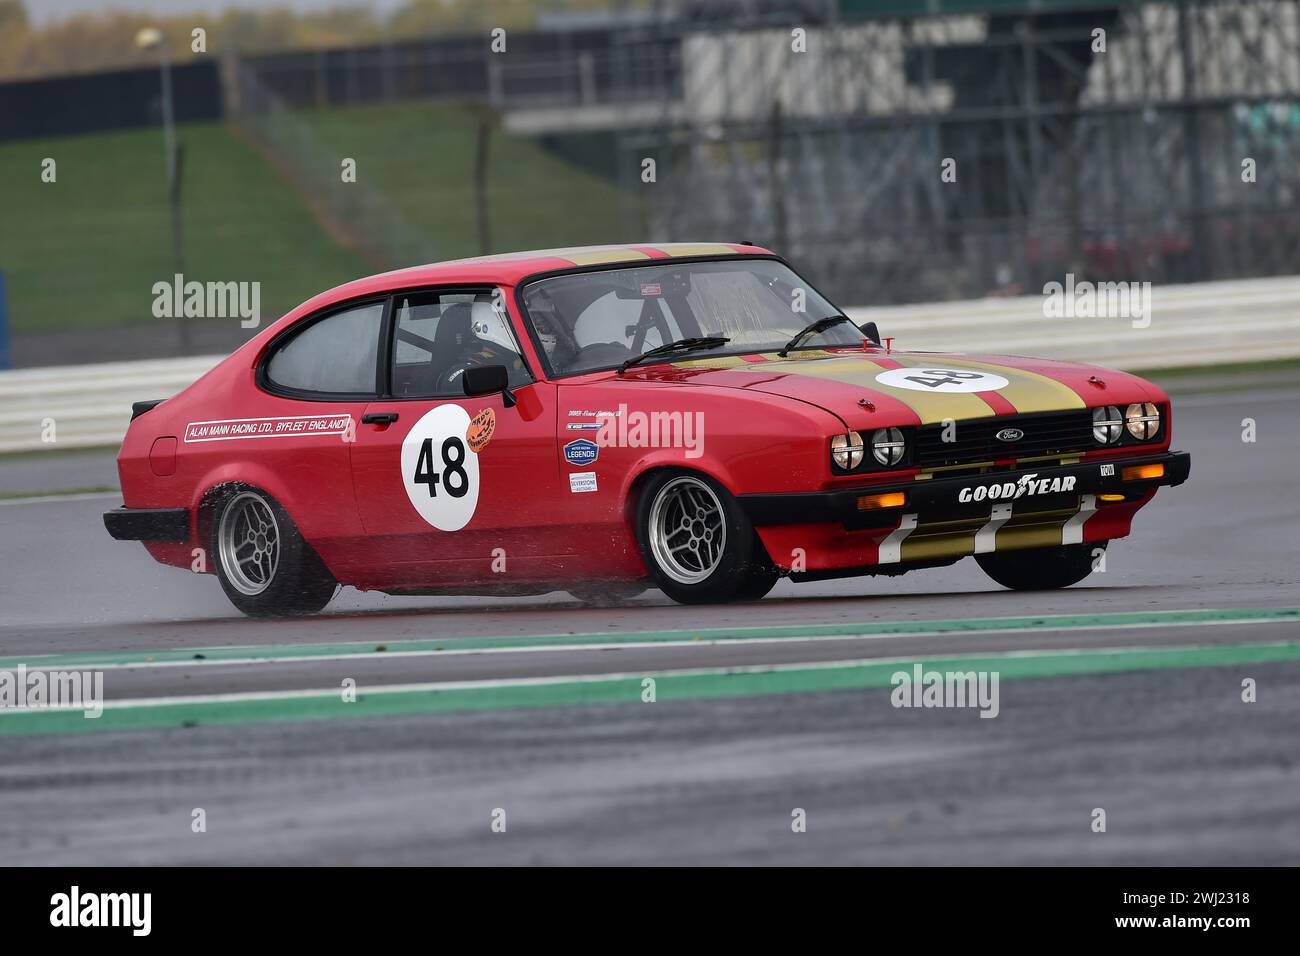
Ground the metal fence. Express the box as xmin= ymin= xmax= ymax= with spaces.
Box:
xmin=225 ymin=1 xmax=1300 ymax=307
xmin=231 ymin=61 xmax=441 ymax=270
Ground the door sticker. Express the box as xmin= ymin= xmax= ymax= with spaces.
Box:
xmin=564 ymin=438 xmax=599 ymax=467
xmin=466 ymin=407 xmax=496 ymax=453
xmin=569 ymin=472 xmax=598 ymax=493
xmin=874 ymin=367 xmax=1010 ymax=393
xmin=401 ymin=404 xmax=481 ymax=531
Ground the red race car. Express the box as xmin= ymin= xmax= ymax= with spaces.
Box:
xmin=104 ymin=243 xmax=1190 ymax=616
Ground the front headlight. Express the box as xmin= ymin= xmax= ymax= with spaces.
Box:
xmin=1125 ymin=402 xmax=1160 ymax=440
xmin=870 ymin=427 xmax=906 ymax=466
xmin=1092 ymin=405 xmax=1123 ymax=444
xmin=831 ymin=431 xmax=864 ymax=469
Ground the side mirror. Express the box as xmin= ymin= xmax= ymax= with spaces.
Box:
xmin=858 ymin=320 xmax=882 ymax=346
xmin=462 ymin=364 xmax=517 ymax=407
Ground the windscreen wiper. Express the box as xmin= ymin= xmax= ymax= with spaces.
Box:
xmin=617 ymin=336 xmax=730 ymax=374
xmin=777 ymin=315 xmax=855 ymax=357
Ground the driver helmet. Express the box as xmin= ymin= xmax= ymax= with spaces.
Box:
xmin=470 ymin=293 xmax=517 ymax=352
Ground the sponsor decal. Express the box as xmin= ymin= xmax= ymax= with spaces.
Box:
xmin=566 ymin=422 xmax=602 ymax=431
xmin=640 ymin=283 xmax=662 ymax=296
xmin=184 ymin=415 xmax=351 ymax=442
xmin=1100 ymin=463 xmax=1115 ymax=477
xmin=465 ymin=407 xmax=496 ymax=453
xmin=564 ymin=438 xmax=599 ymax=467
xmin=958 ymin=472 xmax=1076 ymax=503
xmin=569 ymin=472 xmax=598 ymax=493
xmin=401 ymin=404 xmax=480 ymax=532
xmin=875 ymin=367 xmax=1010 ymax=394
xmin=995 ymin=427 xmax=1024 ymax=442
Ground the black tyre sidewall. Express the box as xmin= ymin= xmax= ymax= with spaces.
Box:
xmin=975 ymin=541 xmax=1106 ymax=591
xmin=211 ymin=487 xmax=336 ymax=617
xmin=635 ymin=469 xmax=773 ymax=604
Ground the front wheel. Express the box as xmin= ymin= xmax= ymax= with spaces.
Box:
xmin=975 ymin=541 xmax=1106 ymax=591
xmin=636 ymin=470 xmax=778 ymax=604
xmin=212 ymin=488 xmax=337 ymax=617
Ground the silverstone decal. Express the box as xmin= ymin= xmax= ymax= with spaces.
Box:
xmin=564 ymin=438 xmax=599 ymax=467
xmin=401 ymin=404 xmax=480 ymax=532
xmin=569 ymin=472 xmax=598 ymax=493
xmin=183 ymin=415 xmax=351 ymax=442
xmin=958 ymin=473 xmax=1076 ymax=503
xmin=875 ymin=367 xmax=1010 ymax=393
xmin=466 ymin=407 xmax=496 ymax=453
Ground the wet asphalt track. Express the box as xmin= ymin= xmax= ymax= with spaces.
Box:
xmin=0 ymin=384 xmax=1297 ymax=864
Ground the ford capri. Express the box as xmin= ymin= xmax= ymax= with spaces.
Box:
xmin=104 ymin=243 xmax=1189 ymax=616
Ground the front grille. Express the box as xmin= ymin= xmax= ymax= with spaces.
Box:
xmin=914 ymin=409 xmax=1095 ymax=468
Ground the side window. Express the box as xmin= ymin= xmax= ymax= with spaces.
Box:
xmin=391 ymin=289 xmax=531 ymax=398
xmin=266 ymin=301 xmax=383 ymax=395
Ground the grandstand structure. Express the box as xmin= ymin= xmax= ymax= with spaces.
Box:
xmin=232 ymin=0 xmax=1300 ymax=304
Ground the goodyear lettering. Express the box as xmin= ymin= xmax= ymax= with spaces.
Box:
xmin=958 ymin=473 xmax=1076 ymax=503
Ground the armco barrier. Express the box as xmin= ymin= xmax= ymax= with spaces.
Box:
xmin=1 ymin=274 xmax=1298 ymax=453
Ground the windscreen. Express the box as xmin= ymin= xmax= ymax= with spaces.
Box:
xmin=519 ymin=258 xmax=857 ymax=375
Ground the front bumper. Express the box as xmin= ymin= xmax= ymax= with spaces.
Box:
xmin=739 ymin=450 xmax=1190 ymax=530
xmin=103 ymin=506 xmax=190 ymax=542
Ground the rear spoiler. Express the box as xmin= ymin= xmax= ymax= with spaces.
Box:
xmin=131 ymin=399 xmax=165 ymax=421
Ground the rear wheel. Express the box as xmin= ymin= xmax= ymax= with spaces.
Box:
xmin=212 ymin=488 xmax=337 ymax=617
xmin=975 ymin=541 xmax=1106 ymax=591
xmin=636 ymin=470 xmax=778 ymax=604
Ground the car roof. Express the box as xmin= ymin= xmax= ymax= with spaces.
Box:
xmin=290 ymin=243 xmax=775 ymax=318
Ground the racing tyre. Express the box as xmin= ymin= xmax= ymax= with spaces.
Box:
xmin=212 ymin=488 xmax=337 ymax=617
xmin=975 ymin=541 xmax=1106 ymax=591
xmin=636 ymin=470 xmax=778 ymax=604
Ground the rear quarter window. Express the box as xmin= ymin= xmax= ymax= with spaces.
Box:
xmin=265 ymin=301 xmax=384 ymax=394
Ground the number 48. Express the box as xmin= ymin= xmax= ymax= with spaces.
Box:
xmin=413 ymin=436 xmax=469 ymax=498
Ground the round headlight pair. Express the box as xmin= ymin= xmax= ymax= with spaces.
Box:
xmin=1092 ymin=406 xmax=1123 ymax=444
xmin=830 ymin=428 xmax=906 ymax=470
xmin=1093 ymin=404 xmax=1160 ymax=443
xmin=1125 ymin=402 xmax=1161 ymax=440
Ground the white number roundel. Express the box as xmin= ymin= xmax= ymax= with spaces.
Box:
xmin=401 ymin=404 xmax=480 ymax=531
xmin=874 ymin=367 xmax=1009 ymax=393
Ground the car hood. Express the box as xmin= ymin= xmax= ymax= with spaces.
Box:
xmin=626 ymin=349 xmax=1166 ymax=428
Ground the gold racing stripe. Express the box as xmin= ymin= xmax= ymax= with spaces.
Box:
xmin=921 ymin=356 xmax=1087 ymax=414
xmin=762 ymin=356 xmax=997 ymax=424
xmin=997 ymin=515 xmax=1074 ymax=551
xmin=564 ymin=248 xmax=652 ymax=265
xmin=896 ymin=505 xmax=1079 ymax=563
xmin=649 ymin=243 xmax=740 ymax=257
xmin=899 ymin=518 xmax=979 ymax=562
xmin=670 ymin=351 xmax=1084 ymax=423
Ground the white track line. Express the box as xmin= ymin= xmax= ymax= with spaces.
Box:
xmin=10 ymin=615 xmax=1293 ymax=673
xmin=7 ymin=637 xmax=1294 ymax=714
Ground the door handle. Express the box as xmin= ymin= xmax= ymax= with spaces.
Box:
xmin=362 ymin=412 xmax=399 ymax=425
